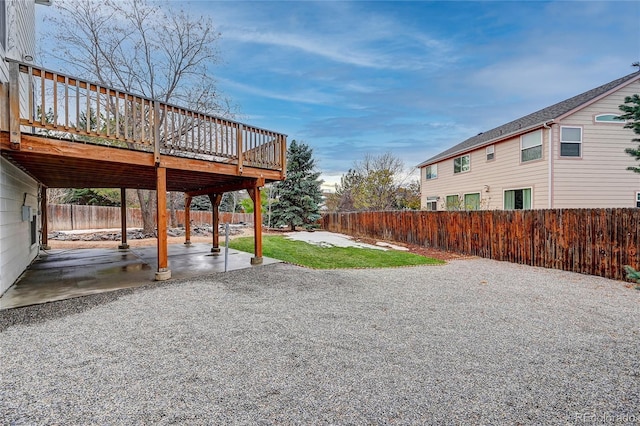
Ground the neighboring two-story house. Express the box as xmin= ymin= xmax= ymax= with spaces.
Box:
xmin=418 ymin=71 xmax=640 ymax=211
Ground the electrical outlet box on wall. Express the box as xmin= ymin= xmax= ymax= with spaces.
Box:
xmin=21 ymin=205 xmax=32 ymax=221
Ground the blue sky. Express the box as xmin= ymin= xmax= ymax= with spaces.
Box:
xmin=38 ymin=1 xmax=640 ymax=188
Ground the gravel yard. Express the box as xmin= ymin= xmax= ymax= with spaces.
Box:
xmin=1 ymin=258 xmax=638 ymax=424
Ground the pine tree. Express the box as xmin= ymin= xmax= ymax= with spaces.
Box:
xmin=271 ymin=140 xmax=323 ymax=231
xmin=618 ymin=93 xmax=640 ymax=173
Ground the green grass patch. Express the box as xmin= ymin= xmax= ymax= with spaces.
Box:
xmin=229 ymin=235 xmax=445 ymax=269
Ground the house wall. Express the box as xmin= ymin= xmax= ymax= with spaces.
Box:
xmin=0 ymin=0 xmax=41 ymax=295
xmin=0 ymin=157 xmax=40 ymax=296
xmin=420 ymin=129 xmax=550 ymax=210
xmin=1 ymin=0 xmax=36 ymax=81
xmin=551 ymin=80 xmax=640 ymax=208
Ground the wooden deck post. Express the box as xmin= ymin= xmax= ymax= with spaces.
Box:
xmin=236 ymin=124 xmax=244 ymax=175
xmin=249 ymin=184 xmax=263 ymax=265
xmin=155 ymin=167 xmax=171 ymax=280
xmin=184 ymin=194 xmax=192 ymax=246
xmin=40 ymin=187 xmax=50 ymax=250
xmin=208 ymin=193 xmax=222 ymax=255
xmin=118 ymin=188 xmax=129 ymax=249
xmin=9 ymin=62 xmax=21 ymax=150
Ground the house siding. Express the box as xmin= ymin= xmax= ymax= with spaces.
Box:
xmin=421 ymin=130 xmax=550 ymax=210
xmin=1 ymin=0 xmax=36 ymax=131
xmin=0 ymin=157 xmax=40 ymax=296
xmin=552 ymin=80 xmax=640 ymax=208
xmin=0 ymin=0 xmax=40 ymax=295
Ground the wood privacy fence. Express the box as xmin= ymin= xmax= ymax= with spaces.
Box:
xmin=321 ymin=209 xmax=639 ymax=281
xmin=48 ymin=204 xmax=253 ymax=231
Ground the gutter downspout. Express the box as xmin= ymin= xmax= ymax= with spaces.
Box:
xmin=544 ymin=120 xmax=554 ymax=209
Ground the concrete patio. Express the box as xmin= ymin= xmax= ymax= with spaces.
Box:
xmin=0 ymin=244 xmax=279 ymax=310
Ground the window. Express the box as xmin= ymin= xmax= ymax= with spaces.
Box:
xmin=464 ymin=193 xmax=481 ymax=210
xmin=30 ymin=214 xmax=37 ymax=246
xmin=446 ymin=194 xmax=460 ymax=211
xmin=424 ymin=164 xmax=437 ymax=180
xmin=637 ymin=192 xmax=640 ymax=208
xmin=486 ymin=145 xmax=495 ymax=161
xmin=595 ymin=114 xmax=622 ymax=123
xmin=504 ymin=188 xmax=532 ymax=210
xmin=521 ymin=130 xmax=542 ymax=162
xmin=425 ymin=201 xmax=438 ymax=211
xmin=560 ymin=126 xmax=582 ymax=157
xmin=453 ymin=155 xmax=470 ymax=174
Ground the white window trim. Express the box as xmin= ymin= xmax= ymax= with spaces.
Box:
xmin=560 ymin=126 xmax=583 ymax=158
xmin=636 ymin=191 xmax=640 ymax=208
xmin=502 ymin=186 xmax=534 ymax=210
xmin=486 ymin=145 xmax=495 ymax=161
xmin=520 ymin=130 xmax=543 ymax=163
xmin=594 ymin=113 xmax=623 ymax=124
xmin=424 ymin=164 xmax=437 ymax=180
xmin=453 ymin=154 xmax=470 ymax=174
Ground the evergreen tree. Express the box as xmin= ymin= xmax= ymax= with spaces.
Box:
xmin=618 ymin=93 xmax=640 ymax=173
xmin=271 ymin=140 xmax=323 ymax=231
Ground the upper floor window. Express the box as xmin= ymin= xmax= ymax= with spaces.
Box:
xmin=486 ymin=145 xmax=495 ymax=161
xmin=453 ymin=154 xmax=470 ymax=174
xmin=560 ymin=126 xmax=582 ymax=157
xmin=521 ymin=130 xmax=542 ymax=162
xmin=424 ymin=164 xmax=437 ymax=180
xmin=595 ymin=114 xmax=622 ymax=123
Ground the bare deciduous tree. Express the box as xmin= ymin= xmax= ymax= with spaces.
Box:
xmin=44 ymin=0 xmax=232 ymax=233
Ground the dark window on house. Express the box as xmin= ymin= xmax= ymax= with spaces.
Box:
xmin=521 ymin=130 xmax=542 ymax=162
xmin=560 ymin=127 xmax=582 ymax=157
xmin=453 ymin=155 xmax=470 ymax=174
xmin=30 ymin=215 xmax=37 ymax=246
xmin=504 ymin=188 xmax=532 ymax=210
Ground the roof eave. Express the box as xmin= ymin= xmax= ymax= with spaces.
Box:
xmin=416 ymin=121 xmax=552 ymax=168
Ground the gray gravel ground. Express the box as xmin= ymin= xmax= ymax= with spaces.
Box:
xmin=1 ymin=258 xmax=639 ymax=425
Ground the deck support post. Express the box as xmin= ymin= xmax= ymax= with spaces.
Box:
xmin=9 ymin=62 xmax=20 ymax=150
xmin=155 ymin=167 xmax=171 ymax=280
xmin=40 ymin=186 xmax=50 ymax=250
xmin=184 ymin=194 xmax=192 ymax=246
xmin=249 ymin=184 xmax=263 ymax=265
xmin=208 ymin=193 xmax=222 ymax=255
xmin=118 ymin=188 xmax=129 ymax=249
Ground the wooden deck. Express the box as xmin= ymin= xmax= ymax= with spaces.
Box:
xmin=1 ymin=59 xmax=287 ymax=279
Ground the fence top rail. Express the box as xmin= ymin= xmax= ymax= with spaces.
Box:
xmin=8 ymin=58 xmax=288 ymax=138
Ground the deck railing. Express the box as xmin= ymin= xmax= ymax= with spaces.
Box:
xmin=6 ymin=60 xmax=286 ymax=173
